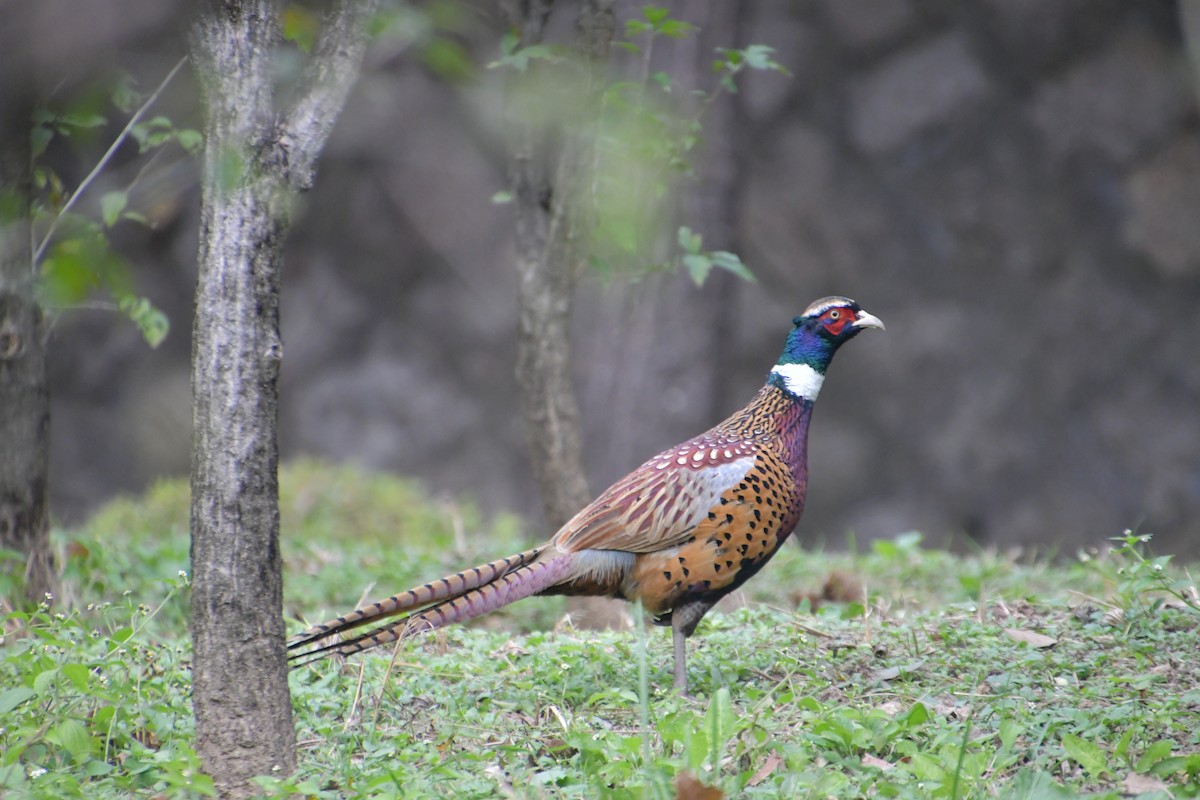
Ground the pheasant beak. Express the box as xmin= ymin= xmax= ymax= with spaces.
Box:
xmin=852 ymin=310 xmax=885 ymax=331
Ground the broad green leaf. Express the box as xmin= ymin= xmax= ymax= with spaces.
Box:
xmin=709 ymin=250 xmax=756 ymax=283
xmin=658 ymin=19 xmax=697 ymax=39
xmin=0 ymin=687 xmax=35 ymax=715
xmin=57 ymin=112 xmax=107 ymax=130
xmin=48 ymin=718 xmax=94 ymax=761
xmin=1062 ymin=733 xmax=1108 ymax=778
xmin=61 ymin=662 xmax=91 ymax=691
xmin=110 ymin=71 xmax=142 ymax=113
xmin=31 ymin=124 xmax=53 ymax=158
xmin=101 ymin=191 xmax=128 ymax=228
xmin=902 ymin=701 xmax=930 ymax=727
xmin=999 ymin=718 xmax=1021 ymax=752
xmin=1135 ymin=740 xmax=1173 ymax=773
xmin=742 ymin=44 xmax=777 ymax=70
xmin=176 ymin=128 xmax=203 ymax=153
xmin=0 ymin=763 xmax=27 ymax=791
xmin=1113 ymin=727 xmax=1135 ymax=765
xmin=704 ymin=686 xmax=733 ymax=770
xmin=33 ymin=667 xmax=60 ymax=694
xmin=683 ymin=254 xmax=711 ymax=286
xmin=642 ymin=6 xmax=669 ymax=24
xmin=677 ymin=226 xmax=702 ymax=254
xmin=423 ymin=38 xmax=474 ymax=82
xmin=282 ymin=6 xmax=320 ymax=53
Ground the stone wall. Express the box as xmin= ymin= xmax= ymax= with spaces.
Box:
xmin=30 ymin=1 xmax=1200 ymax=554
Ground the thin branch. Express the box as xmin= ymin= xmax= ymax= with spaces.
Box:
xmin=33 ymin=56 xmax=188 ymax=266
xmin=280 ymin=0 xmax=380 ymax=191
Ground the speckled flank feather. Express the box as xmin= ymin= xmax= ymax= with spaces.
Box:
xmin=289 ymin=298 xmax=881 ymax=693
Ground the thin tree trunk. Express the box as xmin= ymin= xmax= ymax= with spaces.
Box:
xmin=503 ymin=0 xmax=626 ymax=629
xmin=0 ymin=90 xmax=55 ymax=609
xmin=188 ymin=2 xmax=375 ymax=795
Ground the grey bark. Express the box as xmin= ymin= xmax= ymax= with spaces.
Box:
xmin=503 ymin=0 xmax=627 ymax=629
xmin=188 ymin=1 xmax=376 ymax=795
xmin=0 ymin=90 xmax=55 ymax=608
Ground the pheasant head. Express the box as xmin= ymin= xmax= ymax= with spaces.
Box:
xmin=769 ymin=296 xmax=884 ymax=400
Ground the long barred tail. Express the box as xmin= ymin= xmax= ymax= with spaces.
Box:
xmin=287 ymin=546 xmax=565 ymax=666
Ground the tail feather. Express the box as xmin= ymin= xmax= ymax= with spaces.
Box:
xmin=289 ymin=546 xmax=566 ymax=665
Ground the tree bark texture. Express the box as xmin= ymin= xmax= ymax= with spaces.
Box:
xmin=0 ymin=89 xmax=56 ymax=608
xmin=503 ymin=0 xmax=625 ymax=629
xmin=189 ymin=1 xmax=375 ymax=795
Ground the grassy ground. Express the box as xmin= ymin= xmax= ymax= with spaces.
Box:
xmin=1 ymin=459 xmax=1198 ymax=798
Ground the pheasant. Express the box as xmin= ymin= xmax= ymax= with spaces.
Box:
xmin=289 ymin=296 xmax=883 ymax=693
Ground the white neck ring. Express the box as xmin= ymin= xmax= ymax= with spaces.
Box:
xmin=771 ymin=363 xmax=824 ymax=400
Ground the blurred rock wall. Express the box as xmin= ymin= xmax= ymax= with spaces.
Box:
xmin=24 ymin=1 xmax=1200 ymax=554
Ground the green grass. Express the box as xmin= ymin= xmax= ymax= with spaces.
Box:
xmin=2 ymin=460 xmax=1198 ymax=798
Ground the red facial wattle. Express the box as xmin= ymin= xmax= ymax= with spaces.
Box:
xmin=821 ymin=308 xmax=853 ymax=336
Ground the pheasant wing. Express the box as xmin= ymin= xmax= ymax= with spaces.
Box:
xmin=555 ymin=440 xmax=758 ymax=554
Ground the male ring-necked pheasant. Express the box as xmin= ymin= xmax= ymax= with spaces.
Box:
xmin=289 ymin=296 xmax=883 ymax=693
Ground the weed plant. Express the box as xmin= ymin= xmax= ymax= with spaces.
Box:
xmin=2 ymin=461 xmax=1198 ymax=798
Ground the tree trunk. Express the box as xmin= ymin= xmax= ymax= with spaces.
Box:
xmin=188 ymin=2 xmax=375 ymax=795
xmin=503 ymin=0 xmax=628 ymax=629
xmin=0 ymin=89 xmax=55 ymax=609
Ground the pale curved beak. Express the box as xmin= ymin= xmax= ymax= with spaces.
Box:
xmin=853 ymin=310 xmax=885 ymax=331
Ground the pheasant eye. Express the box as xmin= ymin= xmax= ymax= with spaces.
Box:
xmin=828 ymin=310 xmax=840 ymax=320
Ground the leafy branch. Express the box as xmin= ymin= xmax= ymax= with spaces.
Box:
xmin=33 ymin=56 xmax=188 ymax=265
xmin=31 ymin=57 xmax=191 ymax=348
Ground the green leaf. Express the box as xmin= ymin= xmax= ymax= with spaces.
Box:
xmin=704 ymin=686 xmax=734 ymax=770
xmin=677 ymin=226 xmax=702 ymax=254
xmin=57 ymin=112 xmax=107 ymax=130
xmin=118 ymin=294 xmax=171 ymax=348
xmin=488 ymin=43 xmax=560 ymax=72
xmin=683 ymin=254 xmax=711 ymax=286
xmin=33 ymin=667 xmax=60 ymax=695
xmin=48 ymin=718 xmax=94 ymax=761
xmin=176 ymin=128 xmax=203 ymax=154
xmin=1136 ymin=740 xmax=1173 ymax=773
xmin=999 ymin=718 xmax=1021 ymax=752
xmin=31 ymin=124 xmax=53 ymax=158
xmin=101 ymin=191 xmax=127 ymax=228
xmin=1113 ymin=727 xmax=1135 ymax=765
xmin=642 ymin=6 xmax=669 ymax=24
xmin=282 ymin=6 xmax=320 ymax=53
xmin=709 ymin=250 xmax=756 ymax=283
xmin=625 ymin=20 xmax=651 ymax=37
xmin=902 ymin=701 xmax=930 ymax=727
xmin=658 ymin=19 xmax=697 ymax=39
xmin=423 ymin=37 xmax=474 ymax=82
xmin=110 ymin=71 xmax=142 ymax=113
xmin=1062 ymin=733 xmax=1108 ymax=778
xmin=61 ymin=662 xmax=91 ymax=692
xmin=0 ymin=687 xmax=35 ymax=715
xmin=741 ymin=44 xmax=777 ymax=70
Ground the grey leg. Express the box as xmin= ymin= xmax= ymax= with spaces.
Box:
xmin=672 ymin=620 xmax=688 ymax=695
